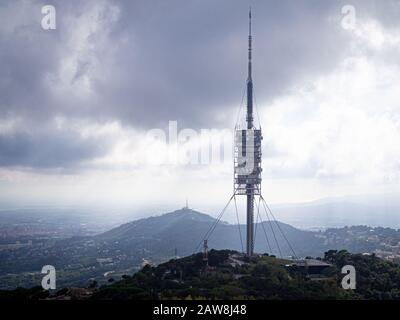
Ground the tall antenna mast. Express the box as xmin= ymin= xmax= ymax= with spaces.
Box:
xmin=246 ymin=7 xmax=255 ymax=256
xmin=247 ymin=7 xmax=253 ymax=129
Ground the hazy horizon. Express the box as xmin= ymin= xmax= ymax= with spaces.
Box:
xmin=1 ymin=191 xmax=400 ymax=231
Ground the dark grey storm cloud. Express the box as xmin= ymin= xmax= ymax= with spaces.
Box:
xmin=1 ymin=0 xmax=348 ymax=126
xmin=0 ymin=0 xmax=399 ymax=169
xmin=0 ymin=126 xmax=110 ymax=169
xmin=94 ymin=0 xmax=350 ymax=128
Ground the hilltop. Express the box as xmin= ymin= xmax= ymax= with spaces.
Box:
xmin=86 ymin=249 xmax=400 ymax=300
xmin=94 ymin=207 xmax=316 ymax=259
xmin=5 ymin=249 xmax=400 ymax=300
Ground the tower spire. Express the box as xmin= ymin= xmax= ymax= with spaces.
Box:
xmin=246 ymin=7 xmax=254 ymax=129
xmin=246 ymin=7 xmax=255 ymax=256
xmin=248 ymin=7 xmax=252 ymax=81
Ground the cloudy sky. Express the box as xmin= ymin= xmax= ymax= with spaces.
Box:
xmin=0 ymin=0 xmax=400 ymax=216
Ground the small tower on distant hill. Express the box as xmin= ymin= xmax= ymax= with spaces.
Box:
xmin=183 ymin=197 xmax=189 ymax=210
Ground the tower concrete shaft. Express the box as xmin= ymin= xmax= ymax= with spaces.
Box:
xmin=246 ymin=194 xmax=254 ymax=255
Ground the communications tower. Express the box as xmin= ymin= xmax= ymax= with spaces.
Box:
xmin=234 ymin=8 xmax=262 ymax=256
xmin=197 ymin=9 xmax=296 ymax=260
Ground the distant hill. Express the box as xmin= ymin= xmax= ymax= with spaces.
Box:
xmin=95 ymin=208 xmax=318 ymax=259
